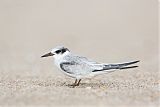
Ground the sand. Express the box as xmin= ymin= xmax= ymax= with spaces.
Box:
xmin=0 ymin=0 xmax=159 ymax=107
xmin=0 ymin=70 xmax=159 ymax=107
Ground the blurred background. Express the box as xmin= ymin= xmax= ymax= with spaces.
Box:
xmin=0 ymin=0 xmax=158 ymax=106
xmin=0 ymin=0 xmax=158 ymax=76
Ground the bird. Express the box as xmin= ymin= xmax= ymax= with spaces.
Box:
xmin=41 ymin=46 xmax=139 ymax=87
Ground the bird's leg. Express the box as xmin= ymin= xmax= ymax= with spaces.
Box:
xmin=70 ymin=79 xmax=77 ymax=87
xmin=69 ymin=79 xmax=81 ymax=88
xmin=76 ymin=79 xmax=81 ymax=86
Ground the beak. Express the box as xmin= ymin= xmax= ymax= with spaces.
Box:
xmin=41 ymin=52 xmax=54 ymax=58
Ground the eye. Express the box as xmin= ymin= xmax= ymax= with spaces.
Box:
xmin=61 ymin=49 xmax=66 ymax=53
xmin=55 ymin=50 xmax=61 ymax=54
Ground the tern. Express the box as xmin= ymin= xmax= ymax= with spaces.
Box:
xmin=41 ymin=46 xmax=139 ymax=87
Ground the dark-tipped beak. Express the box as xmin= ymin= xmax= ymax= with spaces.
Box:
xmin=41 ymin=52 xmax=54 ymax=58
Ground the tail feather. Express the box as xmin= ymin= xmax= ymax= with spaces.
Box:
xmin=103 ymin=60 xmax=140 ymax=70
xmin=117 ymin=60 xmax=140 ymax=67
xmin=119 ymin=66 xmax=139 ymax=69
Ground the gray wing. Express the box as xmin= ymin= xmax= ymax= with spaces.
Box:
xmin=62 ymin=54 xmax=139 ymax=74
xmin=68 ymin=54 xmax=100 ymax=64
xmin=60 ymin=55 xmax=104 ymax=75
xmin=92 ymin=60 xmax=139 ymax=72
xmin=60 ymin=61 xmax=97 ymax=75
xmin=60 ymin=61 xmax=78 ymax=74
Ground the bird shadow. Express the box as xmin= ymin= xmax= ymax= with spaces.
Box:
xmin=31 ymin=79 xmax=111 ymax=89
xmin=62 ymin=82 xmax=109 ymax=88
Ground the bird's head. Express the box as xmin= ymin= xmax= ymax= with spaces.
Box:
xmin=41 ymin=46 xmax=70 ymax=58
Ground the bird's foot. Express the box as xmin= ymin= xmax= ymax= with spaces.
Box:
xmin=68 ymin=79 xmax=81 ymax=88
xmin=68 ymin=83 xmax=78 ymax=88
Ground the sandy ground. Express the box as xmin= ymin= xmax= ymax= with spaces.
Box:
xmin=0 ymin=0 xmax=159 ymax=107
xmin=0 ymin=69 xmax=159 ymax=107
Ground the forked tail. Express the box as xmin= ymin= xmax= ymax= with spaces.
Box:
xmin=103 ymin=60 xmax=140 ymax=70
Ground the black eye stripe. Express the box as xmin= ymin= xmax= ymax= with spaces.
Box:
xmin=55 ymin=50 xmax=61 ymax=54
xmin=61 ymin=49 xmax=66 ymax=53
xmin=55 ymin=48 xmax=69 ymax=54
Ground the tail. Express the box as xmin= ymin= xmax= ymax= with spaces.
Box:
xmin=103 ymin=60 xmax=140 ymax=70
